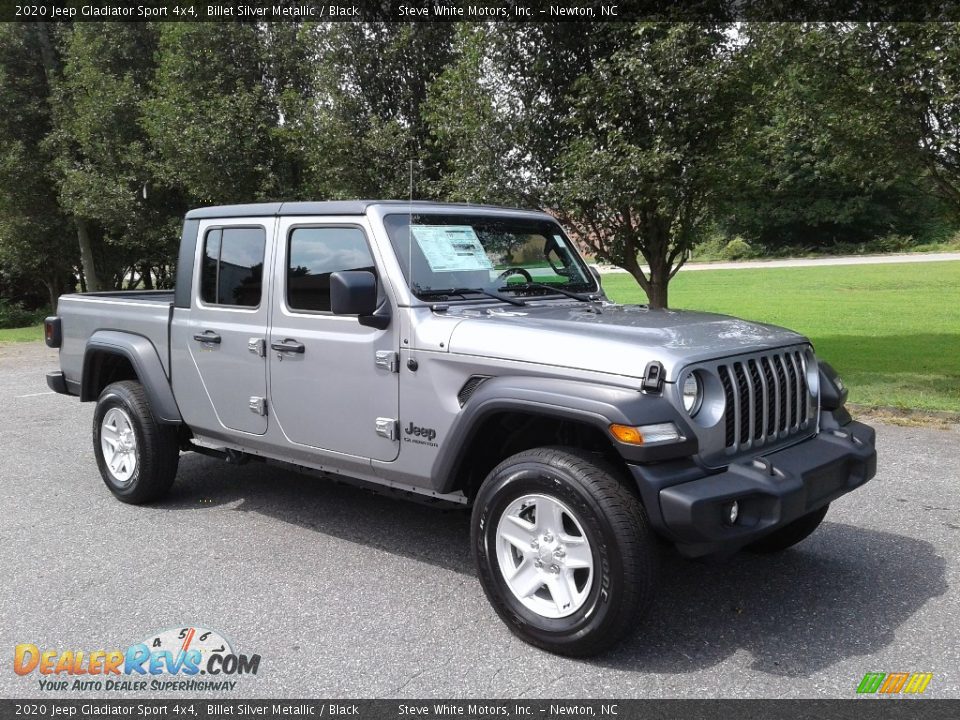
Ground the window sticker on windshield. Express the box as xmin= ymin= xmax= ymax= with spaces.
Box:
xmin=411 ymin=226 xmax=494 ymax=273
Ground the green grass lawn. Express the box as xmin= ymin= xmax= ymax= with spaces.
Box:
xmin=0 ymin=323 xmax=43 ymax=345
xmin=603 ymin=261 xmax=960 ymax=413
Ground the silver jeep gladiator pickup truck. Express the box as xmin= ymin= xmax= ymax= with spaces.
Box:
xmin=45 ymin=201 xmax=876 ymax=655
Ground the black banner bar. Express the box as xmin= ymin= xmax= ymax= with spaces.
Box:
xmin=2 ymin=0 xmax=960 ymax=23
xmin=2 ymin=700 xmax=958 ymax=720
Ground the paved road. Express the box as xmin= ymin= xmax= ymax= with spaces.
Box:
xmin=2 ymin=342 xmax=958 ymax=699
xmin=596 ymin=251 xmax=960 ymax=274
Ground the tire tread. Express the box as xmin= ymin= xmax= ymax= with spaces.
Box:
xmin=474 ymin=446 xmax=657 ymax=656
xmin=94 ymin=380 xmax=179 ymax=504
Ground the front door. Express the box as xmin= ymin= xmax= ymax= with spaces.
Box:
xmin=268 ymin=219 xmax=400 ymax=461
xmin=186 ymin=221 xmax=272 ymax=436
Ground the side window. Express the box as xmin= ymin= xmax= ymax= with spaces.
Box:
xmin=287 ymin=227 xmax=375 ymax=312
xmin=199 ymin=227 xmax=266 ymax=307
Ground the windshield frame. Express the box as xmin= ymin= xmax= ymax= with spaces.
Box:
xmin=381 ymin=211 xmax=600 ymax=304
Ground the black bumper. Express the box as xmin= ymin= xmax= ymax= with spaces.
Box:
xmin=46 ymin=371 xmax=70 ymax=395
xmin=629 ymin=419 xmax=877 ymax=557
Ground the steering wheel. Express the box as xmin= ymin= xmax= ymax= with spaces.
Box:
xmin=496 ymin=268 xmax=533 ymax=284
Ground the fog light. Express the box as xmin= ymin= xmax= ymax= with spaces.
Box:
xmin=725 ymin=501 xmax=739 ymax=525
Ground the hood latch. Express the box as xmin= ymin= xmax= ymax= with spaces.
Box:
xmin=641 ymin=361 xmax=665 ymax=394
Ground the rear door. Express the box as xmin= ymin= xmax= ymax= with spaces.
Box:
xmin=267 ymin=218 xmax=400 ymax=461
xmin=185 ymin=220 xmax=273 ymax=435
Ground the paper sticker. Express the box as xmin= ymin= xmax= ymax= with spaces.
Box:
xmin=411 ymin=225 xmax=494 ymax=273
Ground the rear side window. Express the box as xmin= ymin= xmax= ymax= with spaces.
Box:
xmin=200 ymin=227 xmax=266 ymax=307
xmin=287 ymin=227 xmax=375 ymax=312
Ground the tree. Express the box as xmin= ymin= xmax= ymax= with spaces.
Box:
xmin=423 ymin=24 xmax=519 ymax=203
xmin=428 ymin=23 xmax=629 ymax=208
xmin=853 ymin=23 xmax=960 ymax=218
xmin=144 ymin=23 xmax=284 ymax=205
xmin=298 ymin=23 xmax=457 ymax=201
xmin=0 ymin=24 xmax=76 ymax=308
xmin=553 ymin=24 xmax=737 ymax=308
xmin=428 ymin=23 xmax=735 ymax=308
xmin=53 ymin=22 xmax=184 ymax=290
xmin=717 ymin=24 xmax=951 ymax=249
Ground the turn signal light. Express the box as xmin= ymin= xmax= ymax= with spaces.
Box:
xmin=609 ymin=422 xmax=681 ymax=446
xmin=609 ymin=424 xmax=644 ymax=445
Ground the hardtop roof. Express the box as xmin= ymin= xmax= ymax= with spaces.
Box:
xmin=184 ymin=200 xmax=550 ymax=220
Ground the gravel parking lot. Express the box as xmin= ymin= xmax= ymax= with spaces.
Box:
xmin=2 ymin=341 xmax=958 ymax=699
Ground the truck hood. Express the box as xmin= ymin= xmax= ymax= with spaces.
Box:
xmin=445 ymin=302 xmax=808 ymax=381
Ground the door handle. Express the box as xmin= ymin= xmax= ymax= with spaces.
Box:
xmin=271 ymin=339 xmax=305 ymax=354
xmin=193 ymin=331 xmax=222 ymax=344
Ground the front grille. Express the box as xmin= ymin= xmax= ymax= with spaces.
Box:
xmin=718 ymin=349 xmax=811 ymax=452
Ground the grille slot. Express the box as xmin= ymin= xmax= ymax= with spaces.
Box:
xmin=718 ymin=349 xmax=813 ymax=452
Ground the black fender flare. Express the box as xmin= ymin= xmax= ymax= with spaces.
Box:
xmin=432 ymin=375 xmax=697 ymax=494
xmin=81 ymin=331 xmax=182 ymax=424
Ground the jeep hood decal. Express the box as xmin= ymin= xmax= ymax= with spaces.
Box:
xmin=445 ymin=302 xmax=808 ymax=381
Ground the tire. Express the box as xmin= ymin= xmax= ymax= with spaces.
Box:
xmin=746 ymin=504 xmax=829 ymax=553
xmin=93 ymin=380 xmax=180 ymax=504
xmin=472 ymin=447 xmax=658 ymax=657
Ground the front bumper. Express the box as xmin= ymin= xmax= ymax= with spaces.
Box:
xmin=629 ymin=418 xmax=876 ymax=556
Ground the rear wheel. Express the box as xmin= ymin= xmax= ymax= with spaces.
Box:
xmin=746 ymin=504 xmax=829 ymax=553
xmin=93 ymin=381 xmax=179 ymax=504
xmin=472 ymin=447 xmax=658 ymax=656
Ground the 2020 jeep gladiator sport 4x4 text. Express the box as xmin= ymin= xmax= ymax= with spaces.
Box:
xmin=45 ymin=201 xmax=877 ymax=655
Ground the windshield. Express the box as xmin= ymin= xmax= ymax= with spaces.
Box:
xmin=383 ymin=213 xmax=598 ymax=301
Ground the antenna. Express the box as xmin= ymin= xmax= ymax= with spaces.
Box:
xmin=408 ymin=158 xmax=414 ymax=292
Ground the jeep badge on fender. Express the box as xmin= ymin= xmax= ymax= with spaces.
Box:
xmin=404 ymin=422 xmax=437 ymax=442
xmin=45 ymin=201 xmax=876 ymax=656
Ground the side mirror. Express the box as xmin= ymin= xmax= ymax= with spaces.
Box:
xmin=330 ymin=271 xmax=378 ymax=315
xmin=589 ymin=265 xmax=603 ymax=287
xmin=330 ymin=271 xmax=390 ymax=329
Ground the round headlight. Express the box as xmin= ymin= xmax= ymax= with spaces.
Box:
xmin=682 ymin=372 xmax=702 ymax=416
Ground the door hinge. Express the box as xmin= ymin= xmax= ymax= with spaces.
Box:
xmin=375 ymin=417 xmax=398 ymax=440
xmin=247 ymin=338 xmax=266 ymax=357
xmin=249 ymin=396 xmax=267 ymax=416
xmin=375 ymin=350 xmax=399 ymax=373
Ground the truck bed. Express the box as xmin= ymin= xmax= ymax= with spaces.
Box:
xmin=56 ymin=290 xmax=175 ymax=388
xmin=72 ymin=289 xmax=175 ymax=303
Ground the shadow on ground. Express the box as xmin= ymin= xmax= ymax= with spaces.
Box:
xmin=601 ymin=523 xmax=947 ymax=677
xmin=162 ymin=453 xmax=948 ymax=678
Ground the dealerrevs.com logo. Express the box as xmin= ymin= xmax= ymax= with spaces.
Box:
xmin=14 ymin=626 xmax=261 ymax=692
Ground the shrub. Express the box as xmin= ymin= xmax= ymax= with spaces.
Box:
xmin=690 ymin=230 xmax=729 ymax=261
xmin=874 ymin=233 xmax=916 ymax=253
xmin=721 ymin=236 xmax=753 ymax=260
xmin=0 ymin=299 xmax=47 ymax=329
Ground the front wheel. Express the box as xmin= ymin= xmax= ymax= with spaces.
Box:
xmin=93 ymin=380 xmax=180 ymax=504
xmin=472 ymin=447 xmax=658 ymax=656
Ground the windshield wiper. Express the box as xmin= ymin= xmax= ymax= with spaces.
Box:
xmin=501 ymin=282 xmax=596 ymax=302
xmin=415 ymin=287 xmax=527 ymax=307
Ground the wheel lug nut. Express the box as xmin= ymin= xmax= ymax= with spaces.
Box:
xmin=550 ymin=564 xmax=560 ymax=574
xmin=534 ymin=560 xmax=543 ymax=569
xmin=554 ymin=548 xmax=565 ymax=559
xmin=544 ymin=532 xmax=553 ymax=542
xmin=531 ymin=539 xmax=539 ymax=549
